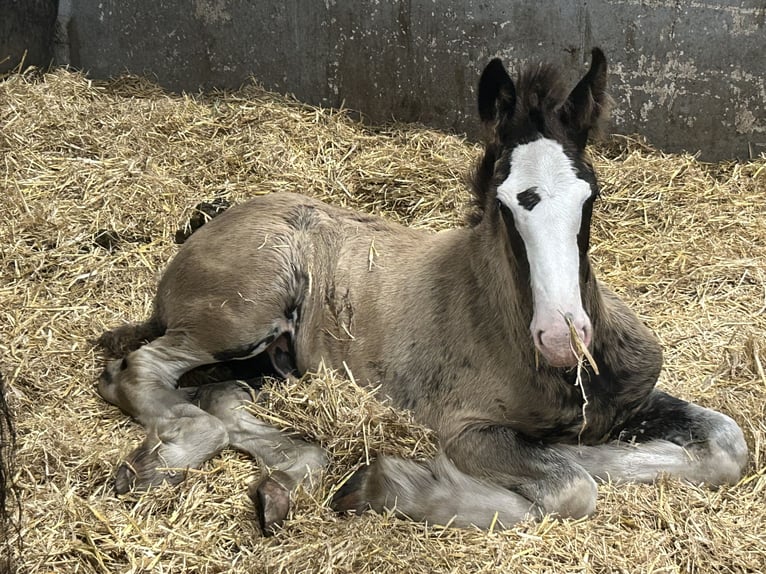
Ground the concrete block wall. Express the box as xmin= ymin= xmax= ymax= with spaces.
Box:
xmin=11 ymin=1 xmax=766 ymax=160
xmin=0 ymin=0 xmax=58 ymax=74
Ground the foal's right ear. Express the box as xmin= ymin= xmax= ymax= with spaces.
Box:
xmin=478 ymin=58 xmax=516 ymax=126
xmin=561 ymin=48 xmax=609 ymax=149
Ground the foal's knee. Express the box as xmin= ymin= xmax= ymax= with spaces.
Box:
xmin=539 ymin=473 xmax=598 ymax=519
xmin=701 ymin=412 xmax=748 ymax=486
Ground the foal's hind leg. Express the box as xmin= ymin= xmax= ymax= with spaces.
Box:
xmin=186 ymin=381 xmax=327 ymax=535
xmin=558 ymin=390 xmax=748 ymax=485
xmin=98 ymin=332 xmax=229 ymax=492
xmin=99 ymin=294 xmax=297 ymax=492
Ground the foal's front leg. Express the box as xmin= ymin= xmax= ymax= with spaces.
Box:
xmin=333 ymin=425 xmax=597 ymax=528
xmin=559 ymin=390 xmax=748 ymax=485
xmin=332 ymin=453 xmax=545 ymax=528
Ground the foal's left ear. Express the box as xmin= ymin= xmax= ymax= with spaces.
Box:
xmin=561 ymin=48 xmax=609 ymax=149
xmin=477 ymin=58 xmax=516 ymax=126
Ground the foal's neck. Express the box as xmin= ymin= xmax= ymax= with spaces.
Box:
xmin=468 ymin=212 xmax=536 ymax=341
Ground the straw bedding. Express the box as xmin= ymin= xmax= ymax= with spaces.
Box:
xmin=1 ymin=68 xmax=764 ymax=573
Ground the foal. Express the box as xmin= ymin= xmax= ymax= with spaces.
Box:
xmin=98 ymin=48 xmax=748 ymax=533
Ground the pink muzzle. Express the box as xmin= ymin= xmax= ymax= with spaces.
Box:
xmin=531 ymin=311 xmax=592 ymax=368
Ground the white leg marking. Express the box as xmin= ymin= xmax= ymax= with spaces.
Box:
xmin=353 ymin=454 xmax=542 ymax=529
xmin=559 ymin=409 xmax=748 ymax=486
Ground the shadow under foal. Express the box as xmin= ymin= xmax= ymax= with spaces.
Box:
xmin=97 ymin=48 xmax=748 ymax=534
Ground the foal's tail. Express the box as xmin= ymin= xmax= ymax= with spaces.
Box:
xmin=96 ymin=315 xmax=166 ymax=358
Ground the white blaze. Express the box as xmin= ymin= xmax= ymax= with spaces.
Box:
xmin=496 ymin=138 xmax=592 ymax=367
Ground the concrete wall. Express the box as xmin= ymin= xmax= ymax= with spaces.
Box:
xmin=0 ymin=0 xmax=58 ymax=74
xmin=55 ymin=1 xmax=766 ymax=160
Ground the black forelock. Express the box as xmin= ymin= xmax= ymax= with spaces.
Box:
xmin=501 ymin=63 xmax=571 ymax=143
xmin=564 ymin=145 xmax=600 ymax=200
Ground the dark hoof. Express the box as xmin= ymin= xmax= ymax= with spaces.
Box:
xmin=331 ymin=465 xmax=372 ymax=515
xmin=248 ymin=472 xmax=291 ymax=536
xmin=114 ymin=458 xmax=186 ymax=494
xmin=114 ymin=461 xmax=137 ymax=494
xmin=113 ymin=436 xmax=190 ymax=494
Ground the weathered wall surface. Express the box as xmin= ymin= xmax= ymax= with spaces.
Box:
xmin=0 ymin=0 xmax=58 ymax=74
xmin=57 ymin=0 xmax=765 ymax=160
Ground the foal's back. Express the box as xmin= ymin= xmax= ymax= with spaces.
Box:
xmin=156 ymin=192 xmax=438 ymax=372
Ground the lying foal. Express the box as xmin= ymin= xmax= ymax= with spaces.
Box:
xmin=97 ymin=49 xmax=748 ymax=534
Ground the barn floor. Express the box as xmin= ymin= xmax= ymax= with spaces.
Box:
xmin=1 ymin=69 xmax=765 ymax=573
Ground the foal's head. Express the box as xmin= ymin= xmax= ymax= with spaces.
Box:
xmin=472 ymin=49 xmax=610 ymax=368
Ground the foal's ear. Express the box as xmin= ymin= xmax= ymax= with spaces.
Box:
xmin=478 ymin=58 xmax=516 ymax=126
xmin=561 ymin=48 xmax=609 ymax=148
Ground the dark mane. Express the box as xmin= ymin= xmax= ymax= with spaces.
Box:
xmin=465 ymin=143 xmax=499 ymax=227
xmin=506 ymin=63 xmax=571 ymax=136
